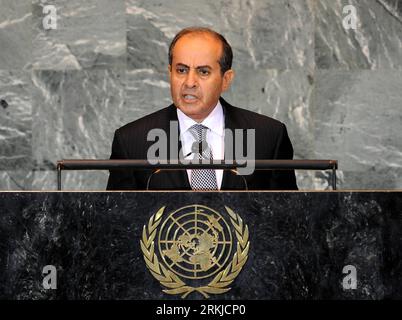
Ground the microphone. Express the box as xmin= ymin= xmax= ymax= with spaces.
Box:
xmin=146 ymin=139 xmax=209 ymax=189
xmin=146 ymin=168 xmax=248 ymax=190
xmin=184 ymin=141 xmax=208 ymax=158
xmin=146 ymin=169 xmax=161 ymax=190
xmin=229 ymin=169 xmax=248 ymax=191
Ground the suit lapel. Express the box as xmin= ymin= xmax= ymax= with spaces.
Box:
xmin=220 ymin=98 xmax=248 ymax=190
xmin=165 ymin=105 xmax=191 ymax=190
xmin=164 ymin=100 xmax=246 ymax=190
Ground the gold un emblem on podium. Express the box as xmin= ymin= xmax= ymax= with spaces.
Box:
xmin=140 ymin=204 xmax=250 ymax=298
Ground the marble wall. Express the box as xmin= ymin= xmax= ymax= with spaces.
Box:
xmin=0 ymin=0 xmax=401 ymax=190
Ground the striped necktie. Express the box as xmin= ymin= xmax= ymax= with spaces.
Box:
xmin=189 ymin=124 xmax=218 ymax=190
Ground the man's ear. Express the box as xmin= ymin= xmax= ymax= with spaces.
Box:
xmin=168 ymin=65 xmax=172 ymax=77
xmin=222 ymin=69 xmax=235 ymax=92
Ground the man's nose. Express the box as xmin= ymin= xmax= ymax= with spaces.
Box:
xmin=184 ymin=69 xmax=197 ymax=88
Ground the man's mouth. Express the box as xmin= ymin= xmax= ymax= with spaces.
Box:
xmin=182 ymin=94 xmax=198 ymax=102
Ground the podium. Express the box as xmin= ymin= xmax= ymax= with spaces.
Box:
xmin=1 ymin=191 xmax=401 ymax=299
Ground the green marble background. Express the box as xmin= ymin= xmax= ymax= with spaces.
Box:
xmin=0 ymin=0 xmax=401 ymax=190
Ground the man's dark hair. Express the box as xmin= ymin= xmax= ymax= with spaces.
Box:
xmin=168 ymin=27 xmax=233 ymax=75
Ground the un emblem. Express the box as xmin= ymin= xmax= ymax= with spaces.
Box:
xmin=140 ymin=205 xmax=250 ymax=298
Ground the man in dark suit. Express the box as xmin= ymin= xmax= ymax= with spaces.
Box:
xmin=107 ymin=27 xmax=297 ymax=190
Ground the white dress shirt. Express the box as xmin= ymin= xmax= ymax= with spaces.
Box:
xmin=177 ymin=101 xmax=225 ymax=189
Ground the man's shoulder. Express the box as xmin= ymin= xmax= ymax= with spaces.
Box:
xmin=222 ymin=99 xmax=285 ymax=130
xmin=116 ymin=104 xmax=176 ymax=136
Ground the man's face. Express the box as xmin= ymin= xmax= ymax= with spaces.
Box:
xmin=169 ymin=33 xmax=234 ymax=122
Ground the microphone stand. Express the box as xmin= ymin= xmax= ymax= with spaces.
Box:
xmin=229 ymin=169 xmax=248 ymax=191
xmin=146 ymin=169 xmax=161 ymax=190
xmin=146 ymin=139 xmax=249 ymax=191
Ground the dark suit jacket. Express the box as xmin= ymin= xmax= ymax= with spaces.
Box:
xmin=106 ymin=98 xmax=298 ymax=190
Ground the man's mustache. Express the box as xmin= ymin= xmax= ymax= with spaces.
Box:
xmin=181 ymin=91 xmax=200 ymax=97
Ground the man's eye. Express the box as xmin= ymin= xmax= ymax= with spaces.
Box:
xmin=177 ymin=68 xmax=187 ymax=74
xmin=198 ymin=69 xmax=210 ymax=76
